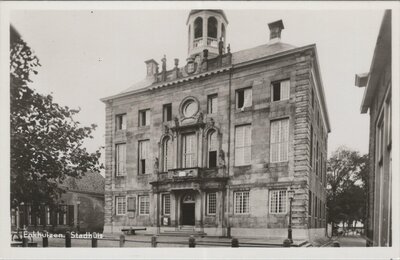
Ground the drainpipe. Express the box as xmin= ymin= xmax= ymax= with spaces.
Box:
xmin=226 ymin=67 xmax=233 ymax=237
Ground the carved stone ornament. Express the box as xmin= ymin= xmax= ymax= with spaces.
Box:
xmin=185 ymin=58 xmax=197 ymax=74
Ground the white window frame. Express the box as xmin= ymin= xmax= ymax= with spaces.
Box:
xmin=270 ymin=118 xmax=289 ymax=163
xmin=182 ymin=133 xmax=197 ymax=168
xmin=162 ymin=194 xmax=171 ymax=215
xmin=139 ymin=109 xmax=150 ymax=127
xmin=208 ymin=131 xmax=218 ymax=168
xmin=207 ymin=94 xmax=218 ymax=114
xmin=162 ymin=137 xmax=173 ymax=172
xmin=116 ymin=143 xmax=126 ymax=176
xmin=234 ymin=125 xmax=252 ymax=166
xmin=269 ymin=190 xmax=288 ymax=214
xmin=234 ymin=191 xmax=250 ymax=214
xmin=116 ymin=114 xmax=127 ymax=130
xmin=139 ymin=140 xmax=150 ymax=174
xmin=271 ymin=79 xmax=290 ymax=102
xmin=236 ymin=88 xmax=252 ymax=110
xmin=139 ymin=195 xmax=150 ymax=215
xmin=207 ymin=192 xmax=217 ymax=215
xmin=116 ymin=196 xmax=127 ymax=216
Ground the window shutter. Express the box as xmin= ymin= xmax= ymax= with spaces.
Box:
xmin=121 ymin=114 xmax=127 ymax=129
xmin=235 ymin=126 xmax=244 ymax=165
xmin=243 ymin=126 xmax=251 ymax=164
xmin=280 ymin=80 xmax=290 ymax=100
xmin=145 ymin=110 xmax=150 ymax=125
xmin=280 ymin=119 xmax=289 ymax=161
xmin=243 ymin=88 xmax=252 ymax=108
xmin=270 ymin=121 xmax=279 ymax=162
xmin=127 ymin=197 xmax=136 ymax=212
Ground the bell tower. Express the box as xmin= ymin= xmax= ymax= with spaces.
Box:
xmin=186 ymin=10 xmax=228 ymax=58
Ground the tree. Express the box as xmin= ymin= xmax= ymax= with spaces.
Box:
xmin=326 ymin=146 xmax=368 ymax=230
xmin=10 ymin=26 xmax=103 ymax=210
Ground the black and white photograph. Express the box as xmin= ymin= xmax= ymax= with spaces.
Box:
xmin=0 ymin=1 xmax=398 ymax=259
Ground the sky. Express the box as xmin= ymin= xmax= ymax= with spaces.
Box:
xmin=9 ymin=7 xmax=385 ymax=164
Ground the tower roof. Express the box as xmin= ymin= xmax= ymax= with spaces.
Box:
xmin=186 ymin=9 xmax=228 ymax=24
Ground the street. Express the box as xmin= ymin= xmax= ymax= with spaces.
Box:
xmin=325 ymin=235 xmax=367 ymax=247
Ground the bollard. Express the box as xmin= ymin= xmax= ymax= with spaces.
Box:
xmin=22 ymin=237 xmax=28 ymax=247
xmin=231 ymin=238 xmax=239 ymax=247
xmin=188 ymin=235 xmax=196 ymax=248
xmin=283 ymin=238 xmax=291 ymax=247
xmin=91 ymin=235 xmax=98 ymax=248
xmin=151 ymin=235 xmax=157 ymax=248
xmin=42 ymin=236 xmax=48 ymax=248
xmin=333 ymin=241 xmax=340 ymax=247
xmin=119 ymin=234 xmax=125 ymax=247
xmin=65 ymin=231 xmax=71 ymax=247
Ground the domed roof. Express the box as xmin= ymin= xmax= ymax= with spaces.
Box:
xmin=187 ymin=9 xmax=228 ymax=24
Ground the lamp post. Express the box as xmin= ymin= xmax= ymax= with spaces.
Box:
xmin=287 ymin=188 xmax=295 ymax=244
xmin=76 ymin=200 xmax=81 ymax=233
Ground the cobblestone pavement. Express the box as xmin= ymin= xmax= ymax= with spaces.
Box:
xmin=324 ymin=235 xmax=366 ymax=247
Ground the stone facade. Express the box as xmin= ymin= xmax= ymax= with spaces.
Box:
xmin=101 ymin=10 xmax=330 ymax=241
xmin=355 ymin=10 xmax=392 ymax=247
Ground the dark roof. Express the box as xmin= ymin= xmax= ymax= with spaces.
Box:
xmin=232 ymin=42 xmax=296 ymax=65
xmin=62 ymin=172 xmax=105 ymax=195
xmin=187 ymin=9 xmax=228 ymax=23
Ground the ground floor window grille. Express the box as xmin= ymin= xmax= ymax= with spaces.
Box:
xmin=162 ymin=194 xmax=170 ymax=215
xmin=234 ymin=191 xmax=249 ymax=214
xmin=116 ymin=196 xmax=126 ymax=215
xmin=269 ymin=190 xmax=287 ymax=214
xmin=139 ymin=195 xmax=150 ymax=215
xmin=207 ymin=193 xmax=217 ymax=215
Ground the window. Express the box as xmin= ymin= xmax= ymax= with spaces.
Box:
xmin=116 ymin=143 xmax=126 ymax=176
xmin=59 ymin=205 xmax=67 ymax=225
xmin=194 ymin=17 xmax=203 ymax=39
xmin=236 ymin=88 xmax=252 ymax=110
xmin=139 ymin=109 xmax=150 ymax=127
xmin=139 ymin=140 xmax=149 ymax=174
xmin=162 ymin=137 xmax=173 ymax=172
xmin=386 ymin=98 xmax=391 ymax=147
xmin=207 ymin=193 xmax=217 ymax=215
xmin=310 ymin=126 xmax=313 ymax=167
xmin=207 ymin=94 xmax=218 ymax=114
xmin=311 ymin=88 xmax=315 ymax=109
xmin=207 ymin=17 xmax=218 ymax=38
xmin=139 ymin=196 xmax=150 ymax=215
xmin=163 ymin=104 xmax=172 ymax=122
xmin=162 ymin=194 xmax=170 ymax=215
xmin=316 ymin=141 xmax=319 ymax=176
xmin=235 ymin=125 xmax=251 ymax=166
xmin=270 ymin=119 xmax=289 ymax=162
xmin=127 ymin=197 xmax=136 ymax=212
xmin=46 ymin=206 xmax=51 ymax=225
xmin=183 ymin=133 xmax=197 ymax=168
xmin=308 ymin=190 xmax=312 ymax=216
xmin=234 ymin=191 xmax=249 ymax=214
xmin=208 ymin=131 xmax=218 ymax=168
xmin=269 ymin=190 xmax=287 ymax=214
xmin=272 ymin=79 xmax=290 ymax=102
xmin=116 ymin=197 xmax=126 ymax=215
xmin=116 ymin=114 xmax=127 ymax=130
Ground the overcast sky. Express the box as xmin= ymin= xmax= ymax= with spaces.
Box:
xmin=10 ymin=7 xmax=385 ymax=163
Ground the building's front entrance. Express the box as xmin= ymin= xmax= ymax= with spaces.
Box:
xmin=181 ymin=193 xmax=195 ymax=226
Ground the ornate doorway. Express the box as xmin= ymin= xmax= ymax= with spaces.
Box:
xmin=181 ymin=193 xmax=195 ymax=226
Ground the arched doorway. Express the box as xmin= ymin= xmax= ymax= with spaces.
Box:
xmin=181 ymin=193 xmax=195 ymax=226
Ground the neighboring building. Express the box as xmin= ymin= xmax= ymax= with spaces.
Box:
xmin=101 ymin=10 xmax=330 ymax=240
xmin=355 ymin=10 xmax=392 ymax=247
xmin=11 ymin=172 xmax=105 ymax=233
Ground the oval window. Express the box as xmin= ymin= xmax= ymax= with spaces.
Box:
xmin=183 ymin=100 xmax=197 ymax=117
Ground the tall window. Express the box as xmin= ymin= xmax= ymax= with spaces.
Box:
xmin=236 ymin=88 xmax=252 ymax=110
xmin=269 ymin=190 xmax=287 ymax=214
xmin=139 ymin=109 xmax=150 ymax=127
xmin=207 ymin=17 xmax=218 ymax=38
xmin=207 ymin=193 xmax=217 ymax=215
xmin=207 ymin=94 xmax=218 ymax=114
xmin=139 ymin=195 xmax=150 ymax=215
xmin=234 ymin=191 xmax=249 ymax=214
xmin=221 ymin=23 xmax=226 ymax=41
xmin=235 ymin=125 xmax=251 ymax=166
xmin=183 ymin=133 xmax=197 ymax=168
xmin=139 ymin=140 xmax=149 ymax=174
xmin=163 ymin=104 xmax=172 ymax=122
xmin=162 ymin=194 xmax=170 ymax=215
xmin=116 ymin=143 xmax=126 ymax=176
xmin=194 ymin=17 xmax=203 ymax=39
xmin=316 ymin=141 xmax=319 ymax=176
xmin=127 ymin=197 xmax=136 ymax=212
xmin=208 ymin=131 xmax=218 ymax=168
xmin=272 ymin=79 xmax=290 ymax=101
xmin=162 ymin=137 xmax=172 ymax=172
xmin=116 ymin=197 xmax=126 ymax=215
xmin=310 ymin=126 xmax=313 ymax=167
xmin=45 ymin=206 xmax=51 ymax=225
xmin=116 ymin=114 xmax=127 ymax=130
xmin=59 ymin=205 xmax=67 ymax=225
xmin=270 ymin=119 xmax=289 ymax=162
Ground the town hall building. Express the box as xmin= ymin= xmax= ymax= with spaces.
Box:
xmin=101 ymin=10 xmax=330 ymax=241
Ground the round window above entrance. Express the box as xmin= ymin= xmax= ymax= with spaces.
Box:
xmin=183 ymin=100 xmax=198 ymax=118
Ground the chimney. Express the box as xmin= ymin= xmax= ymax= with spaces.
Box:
xmin=268 ymin=20 xmax=284 ymax=43
xmin=145 ymin=59 xmax=158 ymax=78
